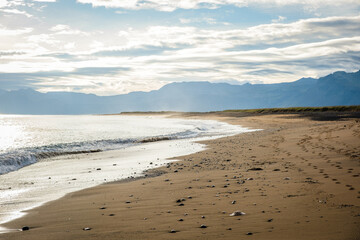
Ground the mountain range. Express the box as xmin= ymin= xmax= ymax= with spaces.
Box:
xmin=0 ymin=70 xmax=359 ymax=114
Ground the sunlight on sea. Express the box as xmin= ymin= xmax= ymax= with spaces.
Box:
xmin=0 ymin=117 xmax=27 ymax=154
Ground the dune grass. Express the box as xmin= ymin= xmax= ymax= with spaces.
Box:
xmin=222 ymin=105 xmax=360 ymax=114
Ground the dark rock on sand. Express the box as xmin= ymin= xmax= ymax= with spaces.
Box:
xmin=248 ymin=167 xmax=263 ymax=171
xmin=21 ymin=226 xmax=30 ymax=231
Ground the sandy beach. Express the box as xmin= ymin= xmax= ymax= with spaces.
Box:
xmin=2 ymin=112 xmax=360 ymax=240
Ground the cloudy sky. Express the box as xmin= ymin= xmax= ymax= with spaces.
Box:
xmin=0 ymin=0 xmax=359 ymax=95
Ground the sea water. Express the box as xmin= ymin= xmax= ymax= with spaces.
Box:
xmin=0 ymin=114 xmax=257 ymax=230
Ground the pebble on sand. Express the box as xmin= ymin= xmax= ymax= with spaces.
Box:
xmin=83 ymin=227 xmax=92 ymax=231
xmin=21 ymin=226 xmax=30 ymax=231
xmin=200 ymin=224 xmax=207 ymax=228
xmin=248 ymin=167 xmax=263 ymax=171
xmin=230 ymin=211 xmax=246 ymax=216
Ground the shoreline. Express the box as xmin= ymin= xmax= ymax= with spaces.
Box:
xmin=0 ymin=116 xmax=254 ymax=231
xmin=2 ymin=112 xmax=360 ymax=239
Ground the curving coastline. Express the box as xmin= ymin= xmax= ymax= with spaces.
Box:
xmin=1 ymin=112 xmax=360 ymax=240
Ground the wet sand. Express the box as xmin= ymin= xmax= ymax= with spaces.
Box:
xmin=2 ymin=113 xmax=360 ymax=240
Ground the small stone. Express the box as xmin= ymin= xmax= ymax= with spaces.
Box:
xmin=246 ymin=232 xmax=253 ymax=235
xmin=201 ymin=215 xmax=205 ymax=218
xmin=178 ymin=218 xmax=184 ymax=221
xmin=248 ymin=167 xmax=263 ymax=171
xmin=200 ymin=224 xmax=207 ymax=228
xmin=83 ymin=227 xmax=92 ymax=231
xmin=284 ymin=177 xmax=291 ymax=180
xmin=230 ymin=211 xmax=246 ymax=216
xmin=125 ymin=201 xmax=131 ymax=204
xmin=170 ymin=229 xmax=177 ymax=233
xmin=227 ymin=228 xmax=232 ymax=230
xmin=21 ymin=226 xmax=30 ymax=231
xmin=232 ymin=200 xmax=236 ymax=204
xmin=267 ymin=218 xmax=273 ymax=222
xmin=96 ymin=168 xmax=101 ymax=171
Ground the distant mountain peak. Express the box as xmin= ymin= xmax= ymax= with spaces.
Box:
xmin=0 ymin=69 xmax=359 ymax=114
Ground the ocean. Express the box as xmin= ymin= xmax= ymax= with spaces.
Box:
xmin=0 ymin=114 xmax=257 ymax=230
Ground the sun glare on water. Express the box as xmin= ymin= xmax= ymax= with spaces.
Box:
xmin=0 ymin=120 xmax=25 ymax=153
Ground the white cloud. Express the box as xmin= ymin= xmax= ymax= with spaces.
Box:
xmin=0 ymin=0 xmax=8 ymax=8
xmin=1 ymin=8 xmax=32 ymax=17
xmin=107 ymin=15 xmax=360 ymax=53
xmin=27 ymin=34 xmax=59 ymax=44
xmin=64 ymin=42 xmax=75 ymax=49
xmin=49 ymin=24 xmax=89 ymax=36
xmin=50 ymin=24 xmax=70 ymax=31
xmin=1 ymin=14 xmax=359 ymax=95
xmin=180 ymin=17 xmax=221 ymax=25
xmin=272 ymin=15 xmax=286 ymax=23
xmin=0 ymin=25 xmax=33 ymax=36
xmin=32 ymin=0 xmax=56 ymax=2
xmin=76 ymin=0 xmax=360 ymax=12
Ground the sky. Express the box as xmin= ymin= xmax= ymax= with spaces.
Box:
xmin=0 ymin=0 xmax=359 ymax=95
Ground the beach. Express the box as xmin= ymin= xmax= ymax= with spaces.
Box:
xmin=1 ymin=112 xmax=360 ymax=240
